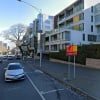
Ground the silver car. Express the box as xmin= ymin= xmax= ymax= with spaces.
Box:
xmin=5 ymin=63 xmax=25 ymax=81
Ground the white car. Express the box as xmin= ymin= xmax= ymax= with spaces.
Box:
xmin=5 ymin=63 xmax=25 ymax=81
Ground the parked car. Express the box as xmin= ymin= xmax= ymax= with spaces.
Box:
xmin=5 ymin=63 xmax=25 ymax=81
xmin=7 ymin=55 xmax=14 ymax=60
xmin=2 ymin=55 xmax=8 ymax=60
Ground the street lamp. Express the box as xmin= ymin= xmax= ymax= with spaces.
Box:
xmin=17 ymin=0 xmax=43 ymax=67
xmin=17 ymin=0 xmax=41 ymax=13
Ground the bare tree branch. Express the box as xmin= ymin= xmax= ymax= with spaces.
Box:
xmin=2 ymin=23 xmax=27 ymax=46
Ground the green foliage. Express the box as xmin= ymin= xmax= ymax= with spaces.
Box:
xmin=49 ymin=44 xmax=100 ymax=65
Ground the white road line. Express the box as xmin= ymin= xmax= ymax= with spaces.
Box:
xmin=41 ymin=88 xmax=65 ymax=95
xmin=35 ymin=70 xmax=44 ymax=74
xmin=26 ymin=74 xmax=46 ymax=100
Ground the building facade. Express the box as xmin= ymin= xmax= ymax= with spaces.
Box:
xmin=44 ymin=0 xmax=100 ymax=53
xmin=20 ymin=14 xmax=54 ymax=55
xmin=36 ymin=13 xmax=54 ymax=53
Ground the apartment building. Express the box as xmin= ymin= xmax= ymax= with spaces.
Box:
xmin=44 ymin=0 xmax=100 ymax=53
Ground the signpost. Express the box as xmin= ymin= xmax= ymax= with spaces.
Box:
xmin=66 ymin=45 xmax=77 ymax=56
xmin=66 ymin=45 xmax=77 ymax=79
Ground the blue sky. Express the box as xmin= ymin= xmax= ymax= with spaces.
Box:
xmin=0 ymin=0 xmax=76 ymax=33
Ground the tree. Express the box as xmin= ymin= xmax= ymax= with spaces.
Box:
xmin=2 ymin=24 xmax=27 ymax=46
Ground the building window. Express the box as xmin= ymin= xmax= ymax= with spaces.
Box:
xmin=73 ymin=25 xmax=79 ymax=30
xmin=65 ymin=31 xmax=70 ymax=41
xmin=88 ymin=35 xmax=96 ymax=42
xmin=45 ymin=20 xmax=50 ymax=24
xmin=91 ymin=6 xmax=93 ymax=13
xmin=45 ymin=46 xmax=49 ymax=51
xmin=79 ymin=13 xmax=84 ymax=20
xmin=91 ymin=25 xmax=93 ymax=32
xmin=95 ymin=14 xmax=100 ymax=22
xmin=97 ymin=26 xmax=100 ymax=33
xmin=83 ymin=34 xmax=85 ymax=41
xmin=74 ymin=1 xmax=84 ymax=13
xmin=72 ymin=23 xmax=84 ymax=31
xmin=45 ymin=37 xmax=49 ymax=42
xmin=79 ymin=23 xmax=84 ymax=31
xmin=94 ymin=3 xmax=100 ymax=13
xmin=45 ymin=26 xmax=50 ymax=30
xmin=51 ymin=45 xmax=57 ymax=51
xmin=91 ymin=16 xmax=93 ymax=22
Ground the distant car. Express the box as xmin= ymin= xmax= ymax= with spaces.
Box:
xmin=2 ymin=55 xmax=8 ymax=60
xmin=7 ymin=55 xmax=14 ymax=60
xmin=5 ymin=63 xmax=25 ymax=81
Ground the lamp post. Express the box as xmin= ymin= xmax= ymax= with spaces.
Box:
xmin=17 ymin=0 xmax=42 ymax=67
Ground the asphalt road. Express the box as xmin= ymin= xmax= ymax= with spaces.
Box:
xmin=0 ymin=59 xmax=85 ymax=100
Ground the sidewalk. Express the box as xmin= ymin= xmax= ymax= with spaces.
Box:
xmin=31 ymin=58 xmax=100 ymax=100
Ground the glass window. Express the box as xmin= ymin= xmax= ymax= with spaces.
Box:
xmin=95 ymin=14 xmax=100 ymax=22
xmin=45 ymin=46 xmax=49 ymax=50
xmin=8 ymin=64 xmax=22 ymax=70
xmin=45 ymin=20 xmax=50 ymax=24
xmin=79 ymin=13 xmax=84 ymax=20
xmin=91 ymin=25 xmax=93 ymax=32
xmin=91 ymin=16 xmax=93 ymax=22
xmin=83 ymin=34 xmax=85 ymax=41
xmin=97 ymin=26 xmax=100 ymax=33
xmin=74 ymin=1 xmax=84 ymax=13
xmin=45 ymin=26 xmax=50 ymax=30
xmin=79 ymin=23 xmax=84 ymax=31
xmin=73 ymin=25 xmax=79 ymax=30
xmin=51 ymin=45 xmax=57 ymax=51
xmin=65 ymin=31 xmax=70 ymax=41
xmin=91 ymin=6 xmax=93 ymax=13
xmin=88 ymin=35 xmax=97 ymax=42
xmin=94 ymin=4 xmax=100 ymax=13
xmin=62 ymin=32 xmax=65 ymax=40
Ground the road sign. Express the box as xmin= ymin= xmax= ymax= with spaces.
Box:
xmin=66 ymin=45 xmax=77 ymax=56
xmin=66 ymin=45 xmax=77 ymax=80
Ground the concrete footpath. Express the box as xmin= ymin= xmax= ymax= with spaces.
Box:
xmin=28 ymin=58 xmax=100 ymax=100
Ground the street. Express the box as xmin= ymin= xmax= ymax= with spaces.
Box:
xmin=0 ymin=59 xmax=84 ymax=100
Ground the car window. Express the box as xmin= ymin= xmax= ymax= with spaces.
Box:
xmin=8 ymin=65 xmax=22 ymax=70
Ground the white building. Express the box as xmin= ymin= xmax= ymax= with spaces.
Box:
xmin=44 ymin=0 xmax=100 ymax=53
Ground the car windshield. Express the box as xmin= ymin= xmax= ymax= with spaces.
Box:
xmin=8 ymin=65 xmax=22 ymax=70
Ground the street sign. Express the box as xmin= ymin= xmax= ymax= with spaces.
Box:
xmin=66 ymin=45 xmax=78 ymax=80
xmin=66 ymin=45 xmax=77 ymax=56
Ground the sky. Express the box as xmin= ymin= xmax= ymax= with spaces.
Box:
xmin=0 ymin=0 xmax=76 ymax=48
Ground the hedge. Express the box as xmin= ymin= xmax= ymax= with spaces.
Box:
xmin=49 ymin=44 xmax=100 ymax=65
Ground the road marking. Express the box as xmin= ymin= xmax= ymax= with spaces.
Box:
xmin=41 ymin=88 xmax=65 ymax=95
xmin=26 ymin=74 xmax=46 ymax=100
xmin=34 ymin=70 xmax=43 ymax=74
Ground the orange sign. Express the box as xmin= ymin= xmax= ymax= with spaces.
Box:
xmin=66 ymin=45 xmax=77 ymax=56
